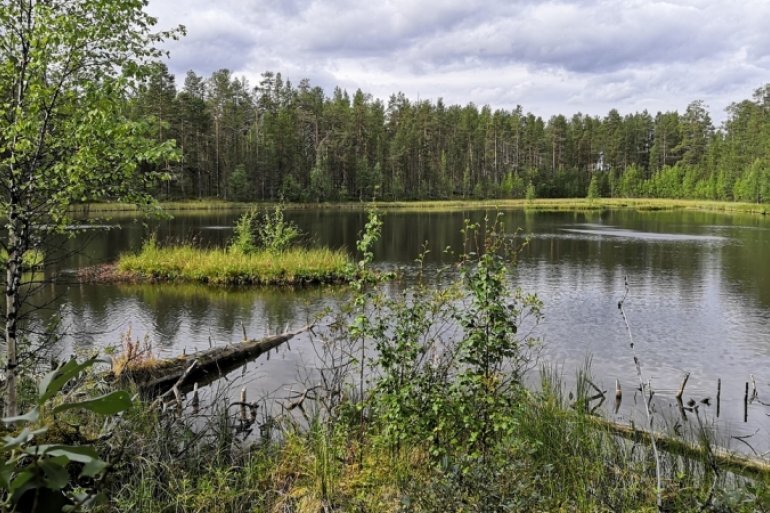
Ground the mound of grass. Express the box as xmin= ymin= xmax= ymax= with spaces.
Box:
xmin=116 ymin=241 xmax=352 ymax=286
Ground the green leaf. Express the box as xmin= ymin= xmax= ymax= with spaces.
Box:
xmin=2 ymin=408 xmax=40 ymax=425
xmin=32 ymin=445 xmax=102 ymax=468
xmin=0 ymin=461 xmax=14 ymax=488
xmin=40 ymin=459 xmax=69 ymax=490
xmin=2 ymin=427 xmax=47 ymax=450
xmin=8 ymin=469 xmax=35 ymax=495
xmin=53 ymin=390 xmax=132 ymax=415
xmin=38 ymin=357 xmax=97 ymax=404
xmin=81 ymin=457 xmax=109 ymax=478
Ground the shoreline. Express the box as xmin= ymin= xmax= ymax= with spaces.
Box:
xmin=69 ymin=197 xmax=770 ymax=216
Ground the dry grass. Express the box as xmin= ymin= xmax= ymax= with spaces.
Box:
xmin=111 ymin=327 xmax=162 ymax=376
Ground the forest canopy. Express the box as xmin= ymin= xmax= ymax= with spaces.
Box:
xmin=133 ymin=65 xmax=770 ymax=203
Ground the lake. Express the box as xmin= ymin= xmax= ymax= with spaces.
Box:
xmin=29 ymin=206 xmax=770 ymax=452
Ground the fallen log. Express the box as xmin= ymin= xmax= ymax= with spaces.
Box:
xmin=587 ymin=415 xmax=770 ymax=478
xmin=117 ymin=325 xmax=312 ymax=395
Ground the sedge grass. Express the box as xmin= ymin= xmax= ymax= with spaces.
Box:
xmin=116 ymin=243 xmax=352 ymax=286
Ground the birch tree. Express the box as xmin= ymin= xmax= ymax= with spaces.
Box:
xmin=0 ymin=0 xmax=182 ymax=415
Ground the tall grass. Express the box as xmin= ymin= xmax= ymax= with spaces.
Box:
xmin=97 ymin=374 xmax=770 ymax=513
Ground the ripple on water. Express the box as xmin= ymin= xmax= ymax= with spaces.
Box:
xmin=560 ymin=225 xmax=727 ymax=243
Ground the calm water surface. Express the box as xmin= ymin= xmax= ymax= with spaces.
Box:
xmin=31 ymin=208 xmax=770 ymax=451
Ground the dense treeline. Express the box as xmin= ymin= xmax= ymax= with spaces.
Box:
xmin=132 ymin=64 xmax=770 ymax=202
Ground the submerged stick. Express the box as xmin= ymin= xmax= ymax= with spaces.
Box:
xmin=586 ymin=378 xmax=606 ymax=399
xmin=676 ymin=372 xmax=690 ymax=401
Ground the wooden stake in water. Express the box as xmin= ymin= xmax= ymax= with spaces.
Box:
xmin=240 ymin=388 xmax=247 ymax=423
xmin=716 ymin=378 xmax=721 ymax=418
xmin=744 ymin=382 xmax=749 ymax=423
xmin=614 ymin=379 xmax=622 ymax=414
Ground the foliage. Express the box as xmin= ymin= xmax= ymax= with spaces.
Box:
xmin=230 ymin=209 xmax=259 ymax=255
xmin=525 ymin=180 xmax=537 ymax=202
xmin=119 ymin=54 xmax=770 ymax=205
xmin=587 ymin=173 xmax=601 ymax=200
xmin=257 ymin=204 xmax=302 ymax=253
xmin=96 ymin=372 xmax=770 ymax=513
xmin=0 ymin=250 xmax=44 ymax=271
xmin=341 ymin=212 xmax=543 ymax=467
xmin=0 ymin=0 xmax=183 ymax=416
xmin=1 ymin=357 xmax=132 ymax=512
xmin=230 ymin=205 xmax=302 ymax=254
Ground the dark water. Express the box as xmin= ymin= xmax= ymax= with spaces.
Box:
xmin=30 ymin=207 xmax=770 ymax=452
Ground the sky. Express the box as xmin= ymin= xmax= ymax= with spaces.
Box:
xmin=146 ymin=0 xmax=770 ymax=125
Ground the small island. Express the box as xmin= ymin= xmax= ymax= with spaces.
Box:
xmin=82 ymin=206 xmax=352 ymax=286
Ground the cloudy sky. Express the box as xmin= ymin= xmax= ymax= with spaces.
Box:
xmin=147 ymin=0 xmax=770 ymax=124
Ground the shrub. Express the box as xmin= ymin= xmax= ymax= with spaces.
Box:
xmin=230 ymin=204 xmax=301 ymax=254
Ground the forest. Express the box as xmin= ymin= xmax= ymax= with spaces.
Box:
xmin=133 ymin=64 xmax=770 ymax=203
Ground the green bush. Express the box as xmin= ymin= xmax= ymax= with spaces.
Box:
xmin=230 ymin=204 xmax=302 ymax=254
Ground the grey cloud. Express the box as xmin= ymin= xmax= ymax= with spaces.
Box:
xmin=148 ymin=0 xmax=770 ymax=125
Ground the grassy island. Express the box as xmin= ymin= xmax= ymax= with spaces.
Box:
xmin=106 ymin=206 xmax=353 ymax=286
xmin=115 ymin=243 xmax=351 ymax=286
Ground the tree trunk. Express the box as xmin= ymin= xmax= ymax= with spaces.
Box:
xmin=4 ymin=227 xmax=22 ymax=417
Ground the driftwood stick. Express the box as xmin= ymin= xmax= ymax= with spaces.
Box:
xmin=173 ymin=385 xmax=183 ymax=412
xmin=676 ymin=372 xmax=690 ymax=401
xmin=240 ymin=388 xmax=247 ymax=422
xmin=586 ymin=378 xmax=606 ymax=399
xmin=588 ymin=392 xmax=605 ymax=403
xmin=285 ymin=385 xmax=322 ymax=412
xmin=676 ymin=396 xmax=688 ymax=421
xmin=151 ymin=360 xmax=200 ymax=407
